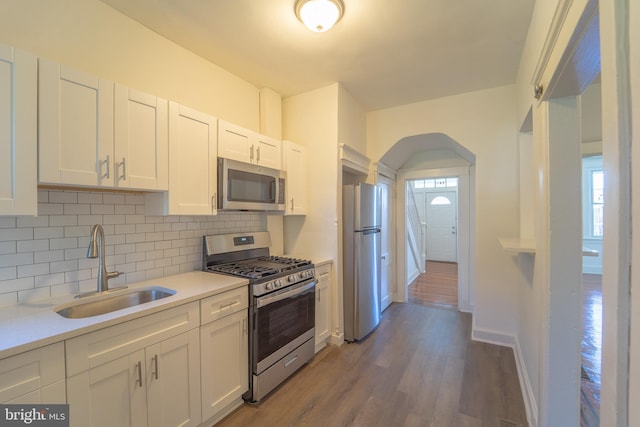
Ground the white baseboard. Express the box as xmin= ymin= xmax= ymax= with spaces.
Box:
xmin=329 ymin=332 xmax=344 ymax=347
xmin=471 ymin=325 xmax=538 ymax=427
xmin=514 ymin=336 xmax=539 ymax=427
xmin=407 ymin=270 xmax=419 ymax=286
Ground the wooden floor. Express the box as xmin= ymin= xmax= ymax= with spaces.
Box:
xmin=215 ymin=303 xmax=527 ymax=427
xmin=408 ymin=261 xmax=458 ymax=309
xmin=581 ymin=273 xmax=602 ymax=427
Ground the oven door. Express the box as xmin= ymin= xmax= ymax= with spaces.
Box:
xmin=253 ymin=278 xmax=316 ymax=374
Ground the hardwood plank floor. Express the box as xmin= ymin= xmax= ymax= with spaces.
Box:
xmin=214 ymin=303 xmax=527 ymax=427
xmin=409 ymin=261 xmax=458 ymax=309
xmin=581 ymin=273 xmax=602 ymax=427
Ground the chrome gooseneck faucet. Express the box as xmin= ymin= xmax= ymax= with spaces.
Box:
xmin=87 ymin=224 xmax=122 ymax=294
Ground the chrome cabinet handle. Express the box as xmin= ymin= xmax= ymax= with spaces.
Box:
xmin=242 ymin=319 xmax=247 ymax=335
xmin=256 ymin=146 xmax=261 ymax=162
xmin=119 ymin=157 xmax=127 ymax=181
xmin=250 ymin=145 xmax=255 ymax=162
xmin=152 ymin=355 xmax=159 ymax=380
xmin=102 ymin=155 xmax=110 ymax=179
xmin=211 ymin=193 xmax=217 ymax=211
xmin=135 ymin=361 xmax=143 ymax=387
xmin=291 ymin=198 xmax=294 ymax=210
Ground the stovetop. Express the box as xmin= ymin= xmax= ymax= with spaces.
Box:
xmin=205 ymin=256 xmax=312 ymax=280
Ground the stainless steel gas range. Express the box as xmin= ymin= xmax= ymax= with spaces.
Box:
xmin=202 ymin=232 xmax=316 ymax=403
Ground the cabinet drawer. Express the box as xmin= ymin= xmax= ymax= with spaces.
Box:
xmin=200 ymin=287 xmax=248 ymax=324
xmin=0 ymin=342 xmax=65 ymax=403
xmin=66 ymin=302 xmax=199 ymax=377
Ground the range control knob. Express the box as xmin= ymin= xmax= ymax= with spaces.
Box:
xmin=265 ymin=282 xmax=274 ymax=291
xmin=288 ymin=274 xmax=296 ymax=283
xmin=275 ymin=279 xmax=283 ymax=288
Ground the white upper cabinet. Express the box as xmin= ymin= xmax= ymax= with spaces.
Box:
xmin=217 ymin=120 xmax=252 ymax=164
xmin=114 ymin=84 xmax=168 ymax=190
xmin=282 ymin=140 xmax=308 ymax=215
xmin=146 ymin=103 xmax=217 ymax=215
xmin=218 ymin=119 xmax=281 ymax=169
xmin=255 ymin=134 xmax=282 ymax=170
xmin=0 ymin=44 xmax=37 ymax=215
xmin=39 ymin=57 xmax=114 ymax=187
xmin=39 ymin=59 xmax=168 ymax=191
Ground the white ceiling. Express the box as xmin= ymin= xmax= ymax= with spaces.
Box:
xmin=100 ymin=0 xmax=535 ymax=111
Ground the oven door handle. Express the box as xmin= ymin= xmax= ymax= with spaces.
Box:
xmin=256 ymin=279 xmax=316 ymax=308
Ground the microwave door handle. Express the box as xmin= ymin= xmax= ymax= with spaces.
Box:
xmin=256 ymin=279 xmax=316 ymax=308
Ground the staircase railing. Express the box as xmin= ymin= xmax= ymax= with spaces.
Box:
xmin=406 ymin=185 xmax=425 ymax=273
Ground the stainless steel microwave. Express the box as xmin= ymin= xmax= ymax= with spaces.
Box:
xmin=217 ymin=158 xmax=286 ymax=211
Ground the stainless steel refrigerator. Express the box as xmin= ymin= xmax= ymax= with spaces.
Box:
xmin=343 ymin=183 xmax=382 ymax=342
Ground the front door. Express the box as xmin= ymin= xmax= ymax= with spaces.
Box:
xmin=425 ymin=191 xmax=457 ymax=262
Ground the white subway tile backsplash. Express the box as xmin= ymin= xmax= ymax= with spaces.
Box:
xmin=0 ymin=218 xmax=17 ymax=228
xmin=0 ymin=242 xmax=16 ymax=255
xmin=0 ymin=253 xmax=34 ymax=268
xmin=49 ymin=191 xmax=78 ymax=204
xmin=17 ymin=216 xmax=49 ymax=228
xmin=0 ymin=228 xmax=34 ymax=241
xmin=34 ymin=250 xmax=65 ymax=263
xmin=0 ymin=190 xmax=266 ymax=306
xmin=50 ymin=260 xmax=78 ymax=274
xmin=50 ymin=215 xmax=78 ymax=227
xmin=0 ymin=267 xmax=17 ymax=281
xmin=17 ymin=263 xmax=49 ymax=278
xmin=34 ymin=227 xmax=64 ymax=239
xmin=64 ymin=204 xmax=91 ymax=215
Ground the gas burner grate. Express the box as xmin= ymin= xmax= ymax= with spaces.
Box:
xmin=207 ymin=263 xmax=278 ymax=279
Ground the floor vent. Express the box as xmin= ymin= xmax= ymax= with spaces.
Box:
xmin=497 ymin=419 xmax=521 ymax=427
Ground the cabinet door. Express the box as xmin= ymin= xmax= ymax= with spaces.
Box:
xmin=67 ymin=350 xmax=147 ymax=427
xmin=0 ymin=342 xmax=65 ymax=404
xmin=200 ymin=310 xmax=248 ymax=421
xmin=218 ymin=120 xmax=252 ymax=163
xmin=39 ymin=58 xmax=114 ymax=187
xmin=114 ymin=84 xmax=168 ymax=190
xmin=283 ymin=141 xmax=308 ymax=215
xmin=166 ymin=102 xmax=217 ymax=215
xmin=315 ymin=264 xmax=332 ymax=351
xmin=0 ymin=44 xmax=37 ymax=215
xmin=255 ymin=135 xmax=282 ymax=169
xmin=146 ymin=329 xmax=201 ymax=427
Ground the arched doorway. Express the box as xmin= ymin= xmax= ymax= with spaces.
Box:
xmin=377 ymin=133 xmax=476 ymax=312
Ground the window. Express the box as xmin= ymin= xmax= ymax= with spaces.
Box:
xmin=582 ymin=156 xmax=603 ymax=239
xmin=410 ymin=177 xmax=458 ymax=189
xmin=430 ymin=196 xmax=451 ymax=205
xmin=591 ymin=170 xmax=604 ymax=237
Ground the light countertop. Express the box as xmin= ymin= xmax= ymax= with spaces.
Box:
xmin=0 ymin=271 xmax=248 ymax=360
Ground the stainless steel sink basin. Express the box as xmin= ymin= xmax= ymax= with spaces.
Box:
xmin=55 ymin=287 xmax=176 ymax=319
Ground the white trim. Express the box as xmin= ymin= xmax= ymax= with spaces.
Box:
xmin=514 ymin=336 xmax=539 ymax=427
xmin=399 ymin=166 xmax=469 ymax=179
xmin=339 ymin=144 xmax=370 ymax=175
xmin=374 ymin=162 xmax=397 ymax=180
xmin=531 ymin=0 xmax=575 ymax=86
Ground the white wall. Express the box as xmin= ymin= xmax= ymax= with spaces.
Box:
xmin=367 ymin=85 xmax=520 ymax=337
xmin=0 ymin=0 xmax=260 ymax=130
xmin=338 ymin=85 xmax=367 ymax=154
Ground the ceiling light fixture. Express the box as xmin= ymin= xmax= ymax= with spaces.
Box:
xmin=295 ymin=0 xmax=344 ymax=33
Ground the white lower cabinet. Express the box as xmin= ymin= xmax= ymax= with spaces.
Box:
xmin=0 ymin=342 xmax=66 ymax=404
xmin=66 ymin=302 xmax=201 ymax=427
xmin=200 ymin=289 xmax=248 ymax=424
xmin=315 ymin=262 xmax=332 ymax=352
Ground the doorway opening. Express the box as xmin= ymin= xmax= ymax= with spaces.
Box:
xmin=406 ymin=176 xmax=459 ymax=309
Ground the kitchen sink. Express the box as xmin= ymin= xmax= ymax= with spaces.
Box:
xmin=55 ymin=287 xmax=176 ymax=319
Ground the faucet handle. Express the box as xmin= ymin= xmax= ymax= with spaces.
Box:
xmin=107 ymin=271 xmax=122 ymax=280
